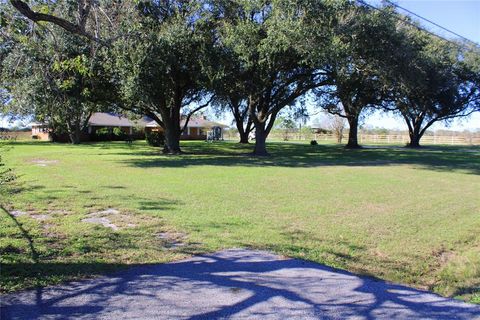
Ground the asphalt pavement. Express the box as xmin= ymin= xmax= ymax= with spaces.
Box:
xmin=2 ymin=249 xmax=479 ymax=319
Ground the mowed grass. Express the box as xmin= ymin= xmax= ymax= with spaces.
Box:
xmin=1 ymin=140 xmax=479 ymax=303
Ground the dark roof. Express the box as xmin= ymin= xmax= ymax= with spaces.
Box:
xmin=146 ymin=117 xmax=228 ymax=128
xmin=88 ymin=113 xmax=134 ymax=127
xmin=31 ymin=113 xmax=227 ymax=129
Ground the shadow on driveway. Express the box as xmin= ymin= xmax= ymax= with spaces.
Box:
xmin=1 ymin=249 xmax=479 ymax=319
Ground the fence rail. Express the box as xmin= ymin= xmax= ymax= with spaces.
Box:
xmin=356 ymin=134 xmax=480 ymax=145
xmin=265 ymin=133 xmax=480 ymax=145
xmin=3 ymin=130 xmax=480 ymax=145
xmin=0 ymin=131 xmax=31 ymax=141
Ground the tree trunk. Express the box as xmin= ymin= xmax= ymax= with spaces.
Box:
xmin=252 ymin=122 xmax=269 ymax=156
xmin=236 ymin=120 xmax=250 ymax=144
xmin=160 ymin=106 xmax=182 ymax=154
xmin=163 ymin=132 xmax=181 ymax=154
xmin=407 ymin=127 xmax=422 ymax=148
xmin=67 ymin=122 xmax=81 ymax=144
xmin=403 ymin=114 xmax=425 ymax=148
xmin=69 ymin=131 xmax=81 ymax=145
xmin=162 ymin=123 xmax=182 ymax=154
xmin=346 ymin=116 xmax=360 ymax=149
xmin=233 ymin=109 xmax=251 ymax=144
xmin=239 ymin=131 xmax=249 ymax=144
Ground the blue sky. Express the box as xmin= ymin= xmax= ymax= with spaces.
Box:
xmin=380 ymin=0 xmax=480 ymax=44
xmin=361 ymin=0 xmax=480 ymax=131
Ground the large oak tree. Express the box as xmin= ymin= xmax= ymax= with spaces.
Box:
xmin=110 ymin=0 xmax=217 ymax=154
xmin=216 ymin=0 xmax=337 ymax=155
xmin=389 ymin=24 xmax=480 ymax=147
xmin=1 ymin=1 xmax=117 ymax=144
xmin=313 ymin=3 xmax=400 ymax=148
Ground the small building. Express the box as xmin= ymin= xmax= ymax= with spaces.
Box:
xmin=30 ymin=122 xmax=52 ymax=140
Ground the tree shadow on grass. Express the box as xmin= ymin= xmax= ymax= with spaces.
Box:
xmin=0 ymin=195 xmax=184 ymax=291
xmin=8 ymin=140 xmax=480 ymax=174
xmin=1 ymin=206 xmax=39 ymax=263
xmin=8 ymin=141 xmax=141 ymax=149
xmin=115 ymin=143 xmax=480 ymax=175
xmin=135 ymin=199 xmax=183 ymax=211
xmin=1 ymin=249 xmax=479 ymax=320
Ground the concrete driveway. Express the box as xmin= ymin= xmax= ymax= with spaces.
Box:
xmin=1 ymin=249 xmax=479 ymax=319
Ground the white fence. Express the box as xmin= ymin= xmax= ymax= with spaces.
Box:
xmin=265 ymin=133 xmax=480 ymax=145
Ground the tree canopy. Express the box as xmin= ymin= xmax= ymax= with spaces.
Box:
xmin=108 ymin=0 xmax=217 ymax=153
xmin=214 ymin=0 xmax=338 ymax=155
xmin=314 ymin=3 xmax=401 ymax=148
xmin=1 ymin=1 xmax=117 ymax=143
xmin=2 ymin=0 xmax=479 ymax=151
xmin=387 ymin=21 xmax=480 ymax=147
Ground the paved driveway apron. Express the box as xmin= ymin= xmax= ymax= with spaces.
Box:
xmin=2 ymin=249 xmax=480 ymax=319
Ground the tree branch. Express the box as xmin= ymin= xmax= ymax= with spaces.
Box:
xmin=144 ymin=110 xmax=165 ymax=129
xmin=9 ymin=0 xmax=103 ymax=44
xmin=180 ymin=95 xmax=215 ymax=134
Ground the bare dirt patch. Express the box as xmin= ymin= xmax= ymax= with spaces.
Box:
xmin=439 ymin=251 xmax=456 ymax=265
xmin=82 ymin=216 xmax=120 ymax=230
xmin=81 ymin=208 xmax=138 ymax=231
xmin=48 ymin=210 xmax=70 ymax=216
xmin=29 ymin=159 xmax=59 ymax=167
xmin=30 ymin=214 xmax=51 ymax=221
xmin=157 ymin=232 xmax=187 ymax=249
xmin=91 ymin=209 xmax=120 ymax=216
xmin=370 ymin=248 xmax=389 ymax=260
xmin=10 ymin=210 xmax=29 ymax=217
xmin=9 ymin=209 xmax=57 ymax=221
xmin=430 ymin=246 xmax=457 ymax=270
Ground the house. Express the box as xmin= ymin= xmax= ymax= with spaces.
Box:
xmin=145 ymin=116 xmax=228 ymax=140
xmin=88 ymin=112 xmax=147 ymax=135
xmin=30 ymin=113 xmax=228 ymax=141
xmin=87 ymin=113 xmax=150 ymax=140
xmin=30 ymin=113 xmax=145 ymax=141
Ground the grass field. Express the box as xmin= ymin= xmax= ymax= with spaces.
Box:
xmin=1 ymin=140 xmax=479 ymax=303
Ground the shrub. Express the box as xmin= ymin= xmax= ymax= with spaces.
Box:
xmin=0 ymin=150 xmax=15 ymax=195
xmin=113 ymin=127 xmax=125 ymax=138
xmin=94 ymin=127 xmax=128 ymax=141
xmin=310 ymin=140 xmax=318 ymax=145
xmin=97 ymin=128 xmax=108 ymax=135
xmin=145 ymin=131 xmax=165 ymax=147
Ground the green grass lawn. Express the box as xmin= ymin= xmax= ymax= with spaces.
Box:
xmin=1 ymin=140 xmax=479 ymax=303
